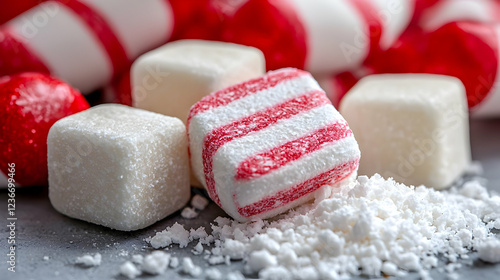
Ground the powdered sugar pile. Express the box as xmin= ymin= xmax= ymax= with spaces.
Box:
xmin=181 ymin=194 xmax=210 ymax=219
xmin=146 ymin=174 xmax=500 ymax=279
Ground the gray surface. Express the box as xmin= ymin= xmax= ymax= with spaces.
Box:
xmin=1 ymin=119 xmax=500 ymax=280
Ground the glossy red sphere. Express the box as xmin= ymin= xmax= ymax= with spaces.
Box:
xmin=0 ymin=72 xmax=90 ymax=186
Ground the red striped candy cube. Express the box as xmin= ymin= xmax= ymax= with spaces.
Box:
xmin=188 ymin=68 xmax=360 ymax=221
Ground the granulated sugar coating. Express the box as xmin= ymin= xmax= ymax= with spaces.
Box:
xmin=48 ymin=104 xmax=191 ymax=231
xmin=146 ymin=175 xmax=500 ymax=279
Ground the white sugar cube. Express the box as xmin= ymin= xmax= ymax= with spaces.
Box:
xmin=132 ymin=39 xmax=265 ymax=124
xmin=132 ymin=39 xmax=264 ymax=188
xmin=48 ymin=104 xmax=190 ymax=231
xmin=340 ymin=74 xmax=471 ymax=189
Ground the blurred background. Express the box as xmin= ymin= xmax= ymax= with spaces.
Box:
xmin=1 ymin=0 xmax=500 ymax=117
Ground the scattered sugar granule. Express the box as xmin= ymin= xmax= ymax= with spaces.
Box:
xmin=146 ymin=175 xmax=500 ymax=278
xmin=259 ymin=266 xmax=292 ymax=280
xmin=131 ymin=254 xmax=143 ymax=265
xmin=192 ymin=241 xmax=204 ymax=255
xmin=191 ymin=194 xmax=209 ymax=210
xmin=120 ymin=261 xmax=141 ymax=279
xmin=226 ymin=271 xmax=245 ymax=280
xmin=119 ymin=249 xmax=129 ymax=257
xmin=205 ymin=267 xmax=222 ymax=280
xmin=169 ymin=256 xmax=179 ymax=268
xmin=246 ymin=250 xmax=277 ymax=273
xmin=43 ymin=256 xmax=50 ymax=261
xmin=207 ymin=255 xmax=226 ymax=265
xmin=141 ymin=251 xmax=170 ymax=275
xmin=181 ymin=257 xmax=202 ymax=277
xmin=75 ymin=253 xmax=101 ymax=267
xmin=181 ymin=207 xmax=199 ymax=219
xmin=222 ymin=239 xmax=246 ymax=260
xmin=190 ymin=227 xmax=211 ymax=244
xmin=146 ymin=222 xmax=190 ymax=248
xmin=477 ymin=238 xmax=500 ymax=263
xmin=464 ymin=161 xmax=484 ymax=176
xmin=381 ymin=261 xmax=401 ymax=276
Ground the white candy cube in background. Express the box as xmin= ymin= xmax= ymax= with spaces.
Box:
xmin=188 ymin=68 xmax=360 ymax=222
xmin=132 ymin=39 xmax=265 ymax=124
xmin=340 ymin=74 xmax=471 ymax=189
xmin=48 ymin=104 xmax=190 ymax=231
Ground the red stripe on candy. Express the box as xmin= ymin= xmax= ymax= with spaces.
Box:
xmin=235 ymin=121 xmax=352 ymax=181
xmin=425 ymin=22 xmax=498 ymax=108
xmin=188 ymin=69 xmax=308 ymax=125
xmin=202 ymin=90 xmax=330 ymax=206
xmin=0 ymin=27 xmax=50 ymax=76
xmin=236 ymin=158 xmax=359 ymax=218
xmin=0 ymin=0 xmax=43 ymax=25
xmin=492 ymin=2 xmax=500 ymax=21
xmin=349 ymin=0 xmax=383 ymax=54
xmin=57 ymin=0 xmax=129 ymax=77
xmin=219 ymin=0 xmax=308 ymax=70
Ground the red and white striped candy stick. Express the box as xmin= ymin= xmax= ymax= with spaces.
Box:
xmin=371 ymin=21 xmax=500 ymax=117
xmin=408 ymin=0 xmax=443 ymax=29
xmin=220 ymin=0 xmax=414 ymax=74
xmin=0 ymin=0 xmax=44 ymax=25
xmin=430 ymin=22 xmax=500 ymax=118
xmin=417 ymin=0 xmax=500 ymax=31
xmin=0 ymin=0 xmax=174 ymax=93
xmin=367 ymin=0 xmax=415 ymax=50
xmin=188 ymin=68 xmax=360 ymax=221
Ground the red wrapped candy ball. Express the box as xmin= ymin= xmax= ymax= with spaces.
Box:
xmin=220 ymin=0 xmax=307 ymax=70
xmin=424 ymin=21 xmax=498 ymax=108
xmin=169 ymin=0 xmax=225 ymax=41
xmin=0 ymin=72 xmax=90 ymax=186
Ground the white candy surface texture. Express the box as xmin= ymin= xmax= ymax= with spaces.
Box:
xmin=48 ymin=104 xmax=190 ymax=231
xmin=188 ymin=68 xmax=360 ymax=222
xmin=340 ymin=74 xmax=471 ymax=189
